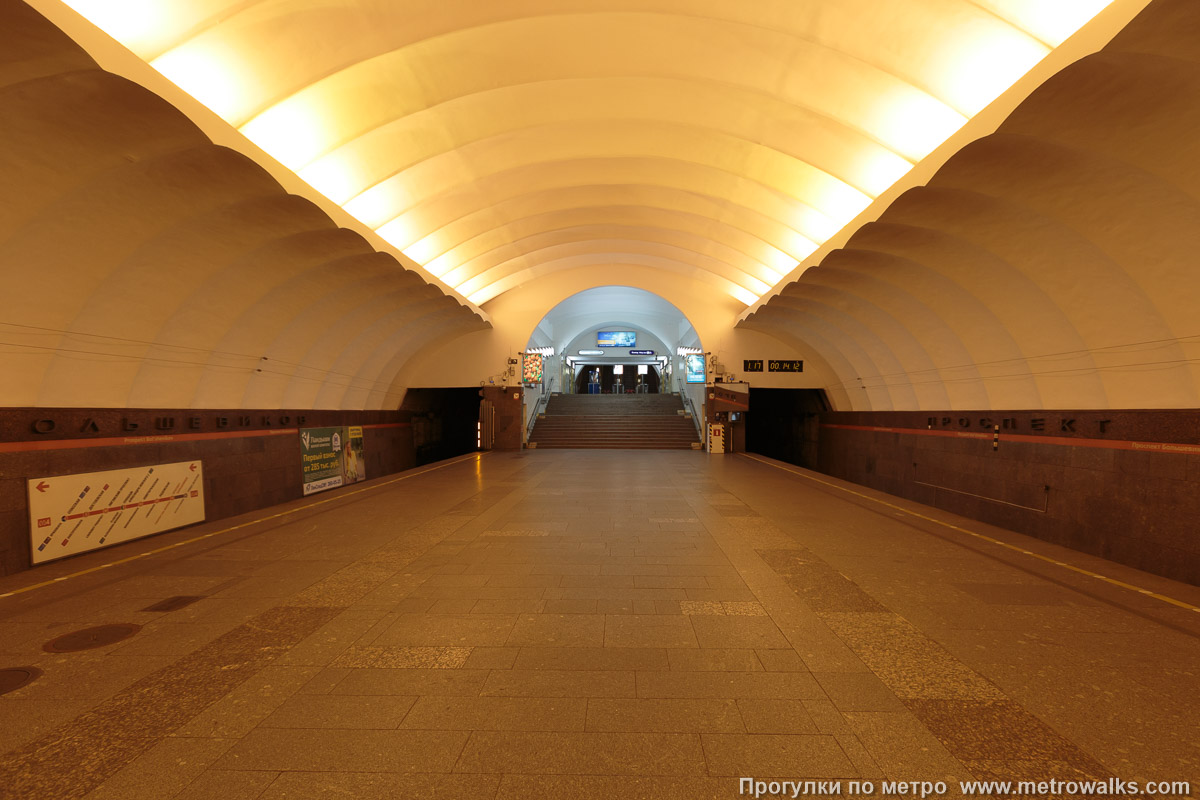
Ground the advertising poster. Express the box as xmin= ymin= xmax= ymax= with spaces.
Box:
xmin=685 ymin=353 xmax=706 ymax=383
xmin=28 ymin=460 xmax=206 ymax=564
xmin=522 ymin=353 xmax=543 ymax=384
xmin=597 ymin=331 xmax=637 ymax=347
xmin=301 ymin=426 xmax=366 ymax=495
xmin=345 ymin=425 xmax=366 ymax=485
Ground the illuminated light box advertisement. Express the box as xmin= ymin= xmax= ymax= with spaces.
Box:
xmin=638 ymin=364 xmax=649 ymax=374
xmin=346 ymin=426 xmax=365 ymax=485
xmin=301 ymin=426 xmax=366 ymax=496
xmin=523 ymin=353 xmax=544 ymax=384
xmin=597 ymin=331 xmax=636 ymax=347
xmin=28 ymin=460 xmax=206 ymax=564
xmin=685 ymin=353 xmax=706 ymax=383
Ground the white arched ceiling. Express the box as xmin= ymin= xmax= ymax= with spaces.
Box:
xmin=8 ymin=0 xmax=1198 ymax=414
xmin=0 ymin=3 xmax=486 ymax=410
xmin=49 ymin=0 xmax=1130 ymax=309
xmin=742 ymin=0 xmax=1200 ymax=410
xmin=532 ymin=286 xmax=700 ymax=358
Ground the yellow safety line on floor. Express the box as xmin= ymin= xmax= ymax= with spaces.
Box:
xmin=0 ymin=453 xmax=485 ymax=601
xmin=740 ymin=453 xmax=1200 ymax=614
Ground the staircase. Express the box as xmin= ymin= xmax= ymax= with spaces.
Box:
xmin=529 ymin=393 xmax=701 ymax=449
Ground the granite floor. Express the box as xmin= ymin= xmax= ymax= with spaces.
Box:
xmin=0 ymin=450 xmax=1197 ymax=799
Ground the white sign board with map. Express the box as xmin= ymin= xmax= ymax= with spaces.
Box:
xmin=28 ymin=461 xmax=206 ymax=564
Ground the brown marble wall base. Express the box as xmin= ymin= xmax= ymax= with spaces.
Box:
xmin=814 ymin=410 xmax=1200 ymax=585
xmin=0 ymin=408 xmax=417 ymax=577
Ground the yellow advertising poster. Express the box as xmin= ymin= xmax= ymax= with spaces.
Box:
xmin=522 ymin=353 xmax=543 ymax=384
xmin=345 ymin=426 xmax=365 ymax=484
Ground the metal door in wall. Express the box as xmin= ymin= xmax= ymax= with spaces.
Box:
xmin=478 ymin=399 xmax=496 ymax=450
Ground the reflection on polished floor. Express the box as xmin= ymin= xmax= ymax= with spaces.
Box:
xmin=0 ymin=451 xmax=1197 ymax=799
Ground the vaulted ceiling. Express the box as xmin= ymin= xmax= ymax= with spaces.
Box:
xmin=6 ymin=0 xmax=1198 ymax=412
xmin=55 ymin=0 xmax=1122 ymax=306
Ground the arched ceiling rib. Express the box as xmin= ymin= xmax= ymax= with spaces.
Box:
xmin=1 ymin=3 xmax=487 ymax=410
xmin=396 ymin=180 xmax=823 ymax=279
xmin=52 ymin=0 xmax=1121 ymax=307
xmin=742 ymin=0 xmax=1200 ymax=411
xmin=300 ymin=78 xmax=913 ymax=202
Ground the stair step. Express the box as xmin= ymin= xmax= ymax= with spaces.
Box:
xmin=531 ymin=443 xmax=697 ymax=449
xmin=530 ymin=394 xmax=700 ymax=450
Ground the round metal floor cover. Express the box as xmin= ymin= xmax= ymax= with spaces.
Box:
xmin=43 ymin=623 xmax=141 ymax=653
xmin=0 ymin=666 xmax=42 ymax=695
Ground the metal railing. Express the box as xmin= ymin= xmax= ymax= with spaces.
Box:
xmin=676 ymin=380 xmax=705 ymax=440
xmin=523 ymin=375 xmax=556 ymax=444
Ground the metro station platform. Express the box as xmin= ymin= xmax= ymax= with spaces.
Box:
xmin=0 ymin=451 xmax=1197 ymax=799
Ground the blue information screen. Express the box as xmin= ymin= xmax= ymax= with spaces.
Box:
xmin=597 ymin=331 xmax=637 ymax=347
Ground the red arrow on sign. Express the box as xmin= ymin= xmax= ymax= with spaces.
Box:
xmin=35 ymin=481 xmax=50 ymax=493
xmin=189 ymin=464 xmax=197 ymax=472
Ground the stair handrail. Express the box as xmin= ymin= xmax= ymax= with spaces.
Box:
xmin=524 ymin=375 xmax=556 ymax=444
xmin=676 ymin=379 xmax=705 ymax=439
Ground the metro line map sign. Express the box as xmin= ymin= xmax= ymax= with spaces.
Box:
xmin=27 ymin=460 xmax=206 ymax=564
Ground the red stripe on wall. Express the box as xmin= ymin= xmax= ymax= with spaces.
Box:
xmin=0 ymin=428 xmax=298 ymax=454
xmin=0 ymin=421 xmax=412 ymax=454
xmin=820 ymin=423 xmax=1200 ymax=455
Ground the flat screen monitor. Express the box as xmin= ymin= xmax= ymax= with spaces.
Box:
xmin=597 ymin=331 xmax=636 ymax=348
xmin=685 ymin=354 xmax=706 ymax=384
